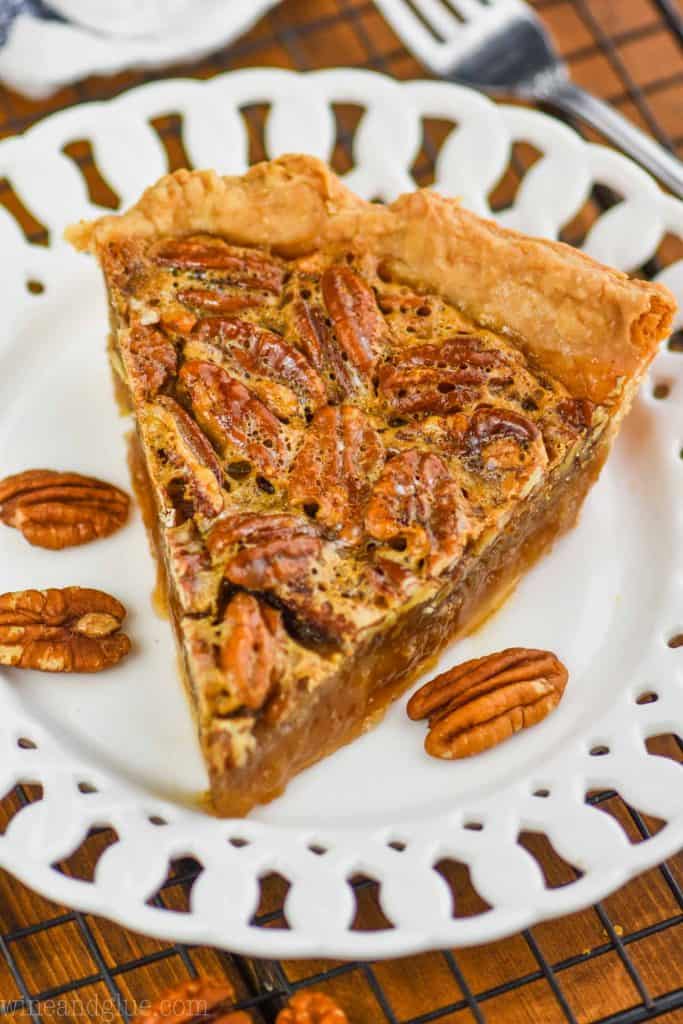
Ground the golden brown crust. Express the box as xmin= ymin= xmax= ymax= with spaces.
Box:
xmin=66 ymin=154 xmax=675 ymax=404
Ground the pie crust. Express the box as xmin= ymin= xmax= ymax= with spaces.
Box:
xmin=67 ymin=155 xmax=675 ymax=816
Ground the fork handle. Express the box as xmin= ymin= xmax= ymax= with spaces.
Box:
xmin=545 ymin=80 xmax=683 ymax=198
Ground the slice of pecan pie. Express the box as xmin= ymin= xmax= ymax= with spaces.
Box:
xmin=67 ymin=155 xmax=675 ymax=816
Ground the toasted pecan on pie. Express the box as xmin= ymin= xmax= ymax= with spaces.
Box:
xmin=67 ymin=155 xmax=676 ymax=816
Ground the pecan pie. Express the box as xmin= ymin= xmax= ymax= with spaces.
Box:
xmin=67 ymin=155 xmax=675 ymax=816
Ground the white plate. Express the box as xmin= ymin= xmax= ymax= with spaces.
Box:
xmin=0 ymin=68 xmax=681 ymax=958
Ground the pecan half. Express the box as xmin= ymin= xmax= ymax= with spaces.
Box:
xmin=186 ymin=335 xmax=301 ymax=424
xmin=291 ymin=297 xmax=351 ymax=399
xmin=465 ymin=406 xmax=540 ymax=451
xmin=0 ymin=587 xmax=130 ymax=673
xmin=143 ymin=397 xmax=224 ymax=525
xmin=180 ymin=360 xmax=288 ymax=476
xmin=463 ymin=406 xmax=546 ymax=482
xmin=194 ymin=317 xmax=326 ymax=413
xmin=364 ymin=555 xmax=419 ymax=605
xmin=135 ymin=976 xmax=249 ymax=1024
xmin=207 ymin=513 xmax=321 ymax=591
xmin=178 ymin=288 xmax=268 ymax=314
xmin=158 ymin=305 xmax=197 ymax=336
xmin=407 ymin=648 xmax=568 ymax=759
xmin=151 ymin=236 xmax=284 ymax=294
xmin=542 ymin=397 xmax=596 ymax=461
xmin=365 ymin=450 xmax=472 ymax=575
xmin=386 ymin=412 xmax=469 ymax=454
xmin=121 ymin=323 xmax=177 ymax=402
xmin=378 ymin=335 xmax=510 ymax=416
xmin=288 ymin=405 xmax=384 ymax=542
xmin=0 ymin=470 xmax=129 ymax=549
xmin=166 ymin=520 xmax=217 ymax=614
xmin=292 ymin=296 xmax=325 ymax=370
xmin=556 ymin=397 xmax=595 ymax=432
xmin=321 ymin=265 xmax=385 ymax=375
xmin=218 ymin=592 xmax=283 ymax=711
xmin=277 ymin=992 xmax=348 ymax=1024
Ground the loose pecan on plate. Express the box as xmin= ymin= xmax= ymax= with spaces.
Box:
xmin=0 ymin=470 xmax=129 ymax=550
xmin=407 ymin=648 xmax=568 ymax=759
xmin=135 ymin=976 xmax=250 ymax=1023
xmin=0 ymin=587 xmax=131 ymax=672
xmin=277 ymin=991 xmax=349 ymax=1024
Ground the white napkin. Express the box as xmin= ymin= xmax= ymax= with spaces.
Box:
xmin=0 ymin=0 xmax=281 ymax=98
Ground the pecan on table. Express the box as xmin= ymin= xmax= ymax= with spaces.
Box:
xmin=407 ymin=648 xmax=568 ymax=759
xmin=135 ymin=976 xmax=250 ymax=1023
xmin=277 ymin=991 xmax=349 ymax=1024
xmin=0 ymin=469 xmax=129 ymax=550
xmin=0 ymin=587 xmax=131 ymax=673
xmin=288 ymin=405 xmax=384 ymax=543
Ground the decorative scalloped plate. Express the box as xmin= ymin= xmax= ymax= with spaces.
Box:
xmin=0 ymin=68 xmax=681 ymax=958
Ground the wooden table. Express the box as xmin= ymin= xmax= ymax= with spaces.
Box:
xmin=0 ymin=2 xmax=681 ymax=1022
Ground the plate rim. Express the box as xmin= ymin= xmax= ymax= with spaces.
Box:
xmin=0 ymin=65 xmax=681 ymax=957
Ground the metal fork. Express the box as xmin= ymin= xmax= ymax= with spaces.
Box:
xmin=374 ymin=0 xmax=683 ymax=197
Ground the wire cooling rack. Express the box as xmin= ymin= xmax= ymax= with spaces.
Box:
xmin=0 ymin=1 xmax=681 ymax=1022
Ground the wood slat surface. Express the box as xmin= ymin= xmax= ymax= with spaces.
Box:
xmin=0 ymin=2 xmax=681 ymax=1022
